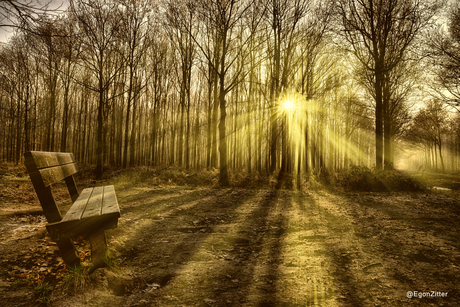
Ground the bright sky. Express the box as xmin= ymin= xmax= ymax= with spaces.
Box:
xmin=0 ymin=0 xmax=68 ymax=43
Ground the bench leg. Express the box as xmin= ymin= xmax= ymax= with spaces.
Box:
xmin=56 ymin=238 xmax=81 ymax=268
xmin=89 ymin=230 xmax=107 ymax=269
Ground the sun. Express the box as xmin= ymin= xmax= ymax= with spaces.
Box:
xmin=283 ymin=100 xmax=294 ymax=111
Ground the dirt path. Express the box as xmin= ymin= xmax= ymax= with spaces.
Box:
xmin=0 ymin=176 xmax=459 ymax=306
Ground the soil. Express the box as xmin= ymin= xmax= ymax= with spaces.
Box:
xmin=0 ymin=170 xmax=459 ymax=306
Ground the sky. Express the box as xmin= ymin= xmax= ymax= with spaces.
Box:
xmin=0 ymin=0 xmax=68 ymax=43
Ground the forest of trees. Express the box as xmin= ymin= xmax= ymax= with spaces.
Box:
xmin=1 ymin=0 xmax=460 ymax=183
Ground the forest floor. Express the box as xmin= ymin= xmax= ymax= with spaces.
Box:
xmin=0 ymin=165 xmax=459 ymax=307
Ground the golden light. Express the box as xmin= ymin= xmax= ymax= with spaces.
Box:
xmin=283 ymin=100 xmax=294 ymax=111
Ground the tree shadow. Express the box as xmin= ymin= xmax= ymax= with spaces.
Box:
xmin=206 ymin=190 xmax=284 ymax=306
xmin=111 ymin=187 xmax=262 ymax=292
xmin=320 ymin=191 xmax=460 ymax=306
xmin=97 ymin=186 xmax=460 ymax=306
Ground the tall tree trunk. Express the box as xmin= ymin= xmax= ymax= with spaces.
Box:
xmin=61 ymin=84 xmax=70 ymax=152
xmin=255 ymin=91 xmax=264 ymax=173
xmin=383 ymin=82 xmax=392 ymax=170
xmin=178 ymin=100 xmax=184 ymax=167
xmin=218 ymin=72 xmax=229 ymax=186
xmin=269 ymin=100 xmax=277 ymax=173
xmin=247 ymin=86 xmax=252 ymax=174
xmin=123 ymin=66 xmax=134 ymax=168
xmin=375 ymin=64 xmax=384 ymax=169
xmin=24 ymin=84 xmax=30 ymax=153
xmin=206 ymin=86 xmax=212 ymax=169
xmin=129 ymin=90 xmax=138 ymax=167
xmin=96 ymin=69 xmax=104 ymax=179
xmin=170 ymin=101 xmax=176 ymax=165
xmin=194 ymin=100 xmax=200 ymax=169
xmin=211 ymin=77 xmax=218 ymax=168
xmin=15 ymin=94 xmax=21 ymax=164
xmin=279 ymin=117 xmax=287 ymax=174
xmin=438 ymin=139 xmax=445 ymax=173
xmin=61 ymin=59 xmax=72 ymax=152
xmin=186 ymin=96 xmax=191 ymax=170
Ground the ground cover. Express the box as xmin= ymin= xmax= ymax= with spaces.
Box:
xmin=0 ymin=165 xmax=459 ymax=306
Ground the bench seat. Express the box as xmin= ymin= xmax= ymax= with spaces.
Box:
xmin=46 ymin=186 xmax=121 ymax=241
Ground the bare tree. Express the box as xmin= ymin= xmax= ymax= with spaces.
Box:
xmin=0 ymin=0 xmax=52 ymax=28
xmin=355 ymin=52 xmax=420 ymax=168
xmin=70 ymin=0 xmax=123 ymax=179
xmin=334 ymin=0 xmax=440 ymax=169
xmin=429 ymin=1 xmax=460 ymax=110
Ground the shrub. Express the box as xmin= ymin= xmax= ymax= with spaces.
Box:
xmin=334 ymin=165 xmax=426 ymax=192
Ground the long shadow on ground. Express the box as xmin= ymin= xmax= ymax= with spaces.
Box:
xmin=49 ymin=186 xmax=460 ymax=307
xmin=320 ymin=191 xmax=460 ymax=306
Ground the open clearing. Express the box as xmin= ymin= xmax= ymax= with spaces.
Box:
xmin=0 ymin=172 xmax=459 ymax=306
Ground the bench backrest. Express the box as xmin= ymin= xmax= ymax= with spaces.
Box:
xmin=24 ymin=151 xmax=80 ymax=223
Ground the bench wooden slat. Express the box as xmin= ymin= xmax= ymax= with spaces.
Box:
xmin=24 ymin=152 xmax=63 ymax=223
xmin=26 ymin=151 xmax=76 ymax=169
xmin=102 ymin=186 xmax=119 ymax=215
xmin=39 ymin=163 xmax=78 ymax=187
xmin=46 ymin=214 xmax=119 ymax=241
xmin=82 ymin=186 xmax=104 ymax=219
xmin=61 ymin=188 xmax=93 ymax=222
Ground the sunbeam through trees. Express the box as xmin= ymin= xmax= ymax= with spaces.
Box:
xmin=2 ymin=0 xmax=460 ymax=179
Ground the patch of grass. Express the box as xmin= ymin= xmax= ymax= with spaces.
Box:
xmin=33 ymin=281 xmax=53 ymax=305
xmin=61 ymin=265 xmax=90 ymax=291
xmin=104 ymin=249 xmax=120 ymax=272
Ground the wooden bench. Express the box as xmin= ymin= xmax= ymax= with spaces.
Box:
xmin=24 ymin=151 xmax=121 ymax=268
